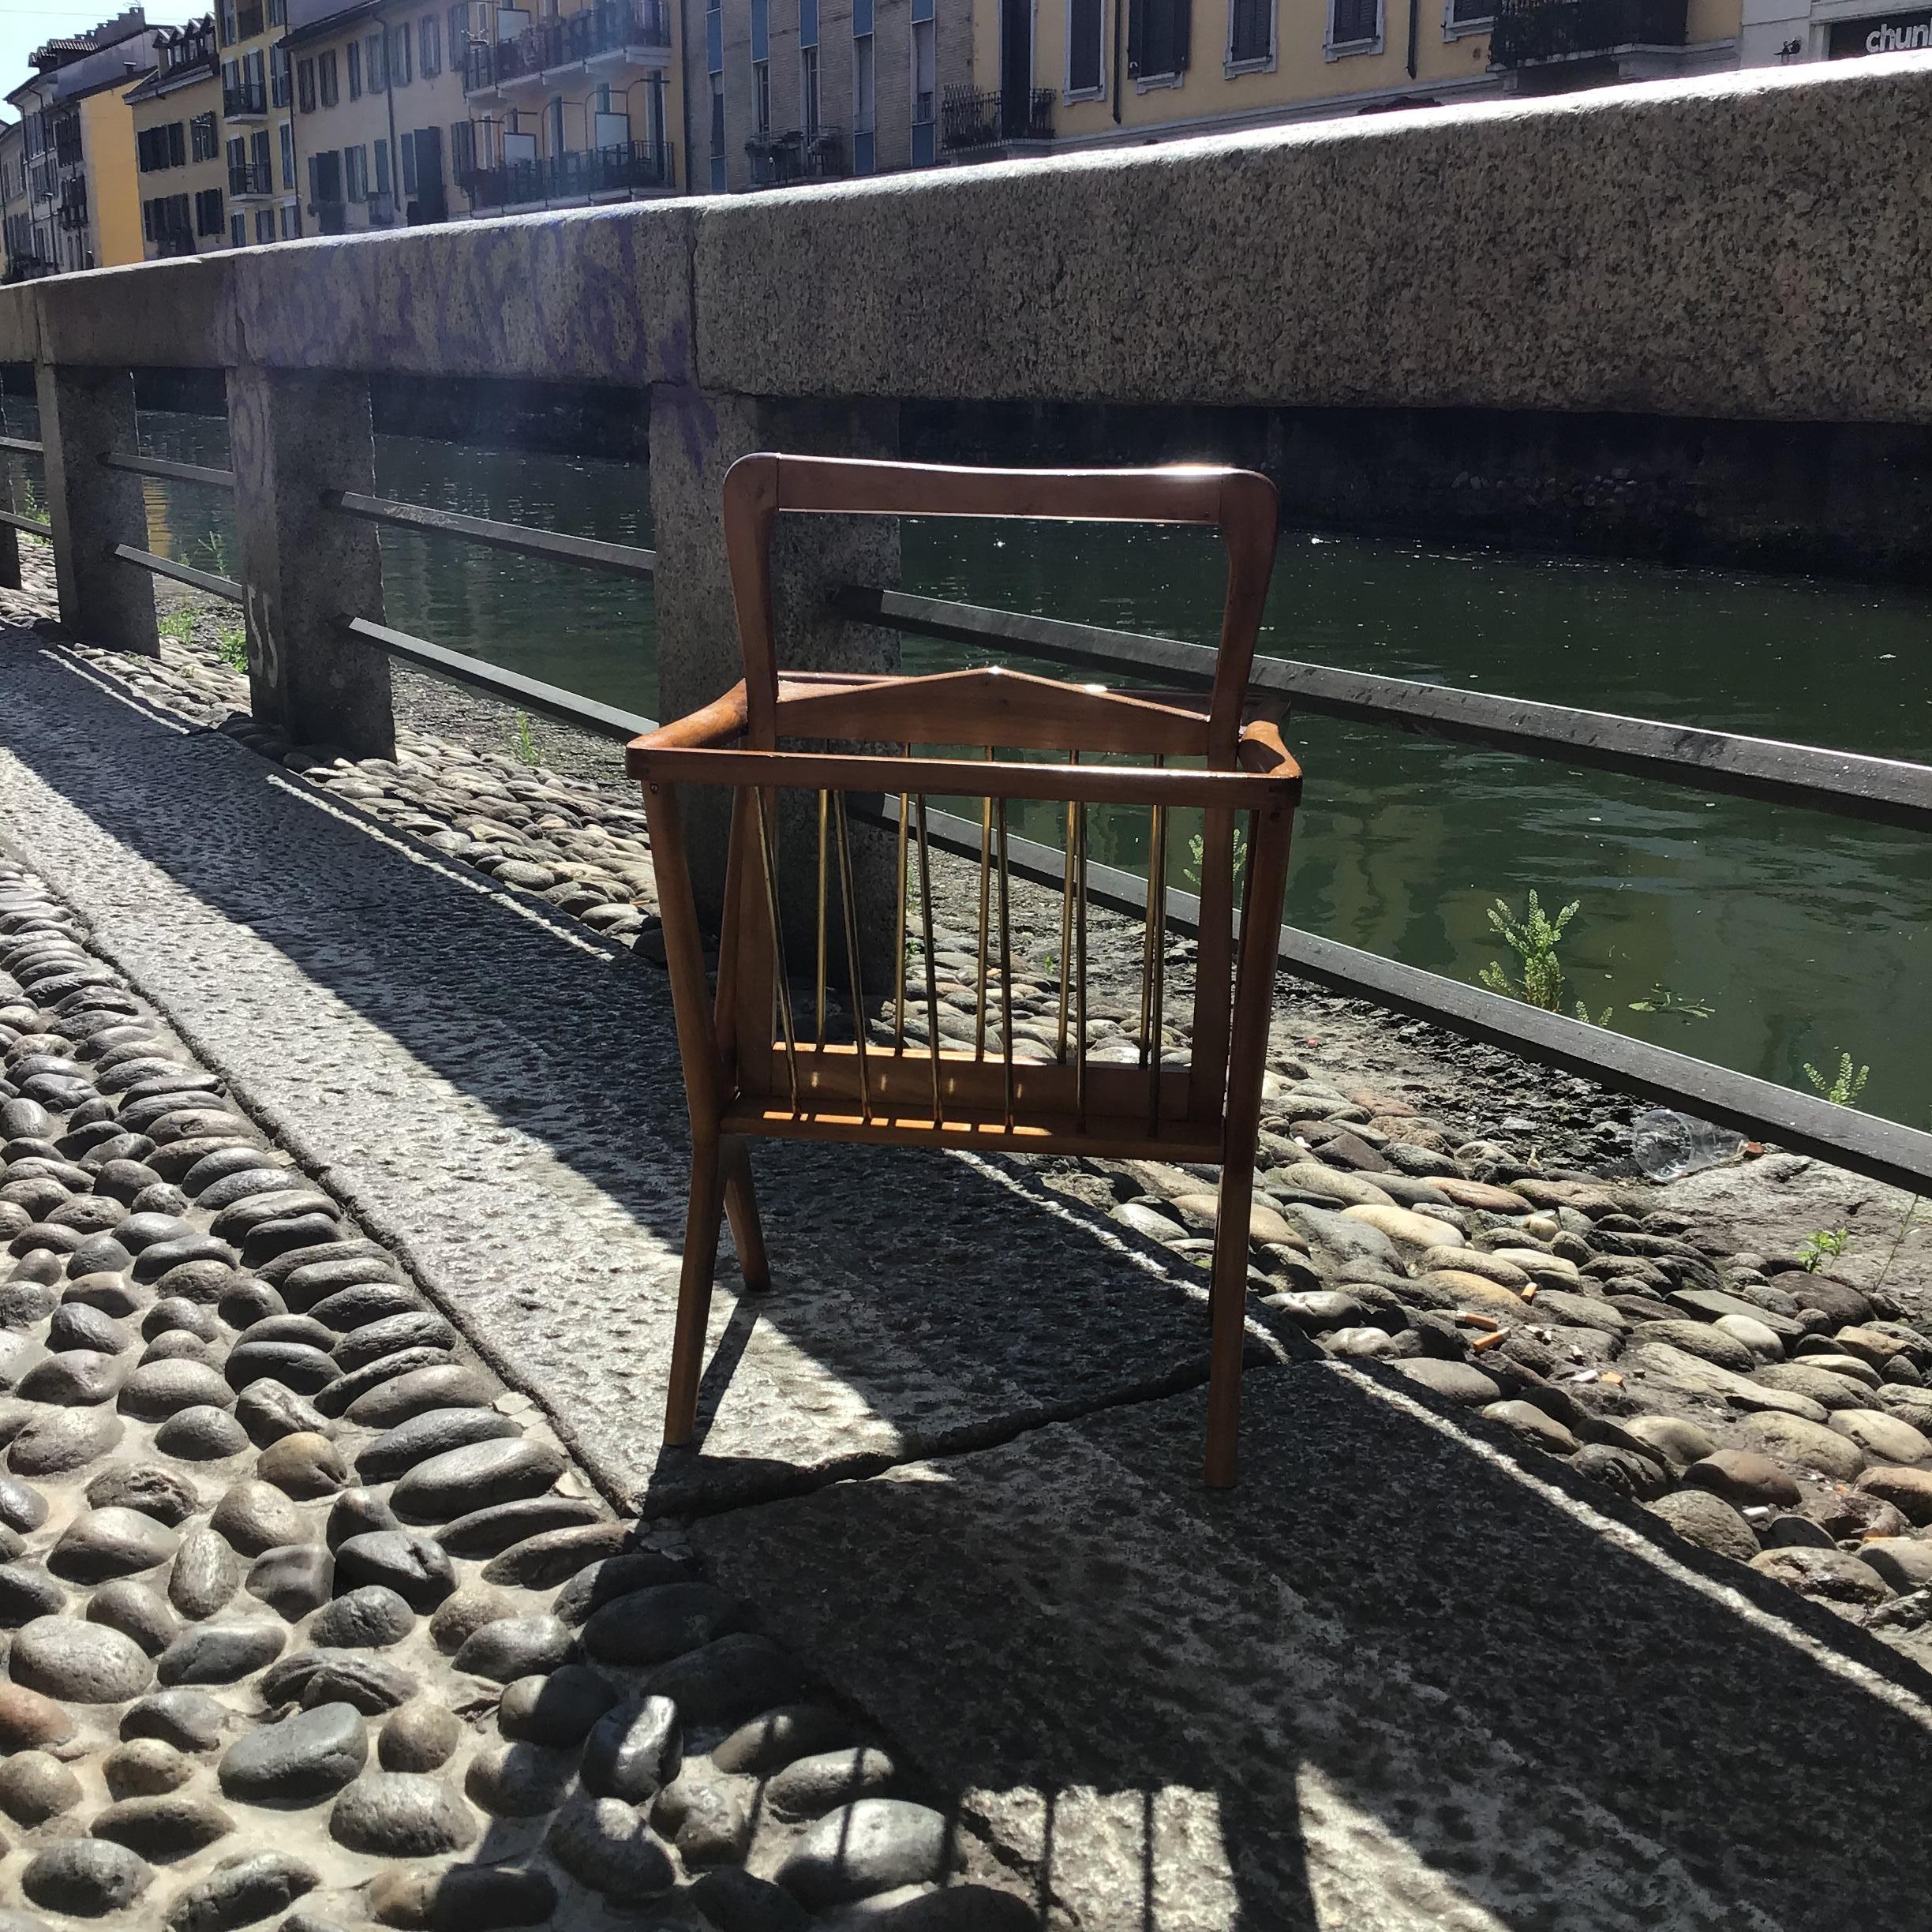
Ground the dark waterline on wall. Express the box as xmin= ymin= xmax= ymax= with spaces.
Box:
xmin=2 ymin=395 xmax=1926 ymax=1129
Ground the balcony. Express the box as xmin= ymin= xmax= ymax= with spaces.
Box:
xmin=153 ymin=228 xmax=198 ymax=258
xmin=55 ymin=192 xmax=88 ymax=234
xmin=466 ymin=0 xmax=672 ymax=94
xmin=228 ymin=163 xmax=273 ymax=197
xmin=1489 ymin=0 xmax=1687 ymax=65
xmin=231 ymin=2 xmax=264 ymax=40
xmin=224 ymin=80 xmax=268 ymax=118
xmin=3 ymin=253 xmax=58 ymax=283
xmin=940 ymin=85 xmax=1054 ymax=154
xmin=746 ymin=125 xmax=847 ymax=186
xmin=461 ymin=138 xmax=674 ymax=210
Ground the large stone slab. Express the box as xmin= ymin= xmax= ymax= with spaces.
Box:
xmin=0 ymin=642 xmax=1234 ymax=1513
xmin=692 ymin=1360 xmax=1932 ymax=1930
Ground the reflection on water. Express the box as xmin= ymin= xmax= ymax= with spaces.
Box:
xmin=2 ymin=399 xmax=1926 ymax=1123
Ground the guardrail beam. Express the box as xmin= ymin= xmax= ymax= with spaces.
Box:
xmin=227 ymin=365 xmax=391 ymax=757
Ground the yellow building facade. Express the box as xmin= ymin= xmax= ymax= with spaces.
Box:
xmin=459 ymin=0 xmax=683 ymax=212
xmin=951 ymin=0 xmax=1738 ymax=153
xmin=127 ymin=18 xmax=229 ymax=258
xmin=285 ymin=0 xmax=477 ymax=230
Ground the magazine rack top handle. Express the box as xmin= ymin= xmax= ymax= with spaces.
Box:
xmin=720 ymin=454 xmax=1282 ymax=755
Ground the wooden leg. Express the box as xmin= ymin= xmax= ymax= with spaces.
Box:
xmin=1205 ymin=803 xmax=1294 ymax=1489
xmin=721 ymin=1133 xmax=771 ymax=1294
xmin=664 ymin=1133 xmax=724 ymax=1449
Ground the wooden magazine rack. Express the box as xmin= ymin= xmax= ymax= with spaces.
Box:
xmin=627 ymin=455 xmax=1301 ymax=1485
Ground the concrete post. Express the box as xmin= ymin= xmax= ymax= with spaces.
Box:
xmin=227 ymin=365 xmax=392 ymax=758
xmin=34 ymin=363 xmax=157 ymax=654
xmin=0 ymin=459 xmax=21 ymax=593
xmin=648 ymin=388 xmax=901 ymax=954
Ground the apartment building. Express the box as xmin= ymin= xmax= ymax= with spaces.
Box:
xmin=3 ymin=9 xmax=155 ymax=277
xmin=285 ymin=0 xmax=475 ymax=231
xmin=459 ymin=0 xmax=683 ymax=213
xmin=683 ymin=0 xmax=968 ymax=189
xmin=941 ymin=0 xmax=1739 ymax=154
xmin=126 ymin=17 xmax=228 ymax=257
xmin=217 ymin=0 xmax=301 ymax=245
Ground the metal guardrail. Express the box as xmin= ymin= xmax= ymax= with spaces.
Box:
xmin=92 ymin=450 xmax=1929 ymax=1191
xmin=0 ymin=508 xmax=51 ymax=537
xmin=112 ymin=543 xmax=242 ymax=602
xmin=340 ymin=617 xmax=657 ymax=739
xmin=0 ymin=434 xmax=43 ymax=455
xmin=102 ymin=452 xmax=237 ymax=489
xmin=834 ymin=586 xmax=1932 ymax=832
xmin=324 ymin=492 xmax=657 ymax=578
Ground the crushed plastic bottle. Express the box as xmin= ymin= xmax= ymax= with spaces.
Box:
xmin=1630 ymin=1107 xmax=1747 ymax=1182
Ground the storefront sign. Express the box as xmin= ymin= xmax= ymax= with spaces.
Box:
xmin=1829 ymin=9 xmax=1932 ymax=54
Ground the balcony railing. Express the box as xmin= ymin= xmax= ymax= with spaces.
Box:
xmin=55 ymin=193 xmax=88 ymax=233
xmin=462 ymin=138 xmax=673 ymax=209
xmin=228 ymin=163 xmax=273 ymax=197
xmin=1489 ymin=0 xmax=1687 ymax=64
xmin=940 ymin=85 xmax=1055 ymax=152
xmin=2 ymin=253 xmax=58 ymax=283
xmin=746 ymin=125 xmax=847 ymax=185
xmin=232 ymin=2 xmax=265 ymax=40
xmin=467 ymin=0 xmax=672 ymax=88
xmin=154 ymin=229 xmax=198 ymax=258
xmin=224 ymin=80 xmax=268 ymax=115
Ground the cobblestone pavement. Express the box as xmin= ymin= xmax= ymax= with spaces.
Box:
xmin=6 ymin=590 xmax=1932 ymax=1930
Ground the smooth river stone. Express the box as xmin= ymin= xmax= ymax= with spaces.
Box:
xmin=51 ymin=1506 xmax=180 ymax=1582
xmin=170 ymin=1526 xmax=243 ymax=1621
xmin=343 ymin=1363 xmax=496 ymax=1428
xmin=247 ymin=1544 xmax=335 ymax=1619
xmin=311 ymin=1586 xmax=414 ymax=1649
xmin=156 ymin=1620 xmax=286 ymax=1687
xmin=306 ymin=1284 xmax=423 ymax=1332
xmin=209 ymin=1480 xmax=308 ymax=1556
xmin=332 ymin=1313 xmax=457 ymax=1374
xmin=219 ymin=1701 xmax=369 ymax=1803
xmin=162 ymin=1852 xmax=320 ymax=1932
xmin=86 ymin=1463 xmax=201 ymax=1526
xmin=777 ymin=1799 xmax=953 ymax=1906
xmin=333 ymin=1530 xmax=455 ymax=1610
xmin=89 ymin=1793 xmax=234 ymax=1861
xmin=9 ymin=1404 xmax=125 ymax=1473
xmin=581 ymin=1584 xmax=747 ymax=1667
xmin=355 ymin=1408 xmax=519 ymax=1485
xmin=21 ymin=1839 xmax=154 ymax=1916
xmin=329 ymin=1773 xmax=477 ymax=1856
xmin=88 ymin=1579 xmax=179 ymax=1656
xmin=12 ymin=1613 xmax=155 ymax=1701
xmin=390 ymin=1437 xmax=564 ymax=1523
xmin=452 ymin=1615 xmax=574 ymax=1683
xmin=120 ymin=1361 xmax=237 ymax=1421
xmin=0 ymin=1559 xmax=67 ymax=1623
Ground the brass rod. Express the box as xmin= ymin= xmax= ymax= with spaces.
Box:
xmin=893 ymin=743 xmax=911 ymax=1052
xmin=754 ymin=788 xmax=801 ymax=1114
xmin=1074 ymin=798 xmax=1088 ymax=1133
xmin=915 ymin=794 xmax=943 ymax=1126
xmin=974 ymin=748 xmax=994 ymax=1061
xmin=997 ymin=795 xmax=1014 ymax=1129
xmin=1147 ymin=801 xmax=1169 ymax=1136
xmin=1055 ymin=750 xmax=1078 ymax=1064
xmin=814 ymin=788 xmax=829 ymax=1049
xmin=832 ymin=789 xmax=871 ymax=1120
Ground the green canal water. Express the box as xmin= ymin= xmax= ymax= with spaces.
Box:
xmin=3 ymin=402 xmax=1926 ymax=1129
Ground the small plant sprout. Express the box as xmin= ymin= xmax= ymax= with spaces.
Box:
xmin=510 ymin=711 xmax=543 ymax=768
xmin=1799 ymin=1228 xmax=1852 ymax=1272
xmin=158 ymin=608 xmax=196 ymax=645
xmin=215 ymin=624 xmax=249 ymax=672
xmin=1477 ymin=891 xmax=1586 ymax=1013
xmin=1803 ymin=1053 xmax=1870 ymax=1108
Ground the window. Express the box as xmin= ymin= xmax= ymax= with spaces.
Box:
xmin=280 ymin=200 xmax=301 ymax=237
xmin=349 ymin=39 xmax=362 ymax=98
xmin=544 ymin=95 xmax=563 ymax=155
xmin=449 ymin=3 xmax=468 ymax=57
xmin=911 ymin=16 xmax=934 ymax=122
xmin=270 ymin=0 xmax=285 ymax=21
xmin=1128 ymin=0 xmax=1191 ymax=76
xmin=708 ymin=71 xmax=724 ymax=155
xmin=230 ymin=212 xmax=245 ymax=245
xmin=280 ymin=118 xmax=295 ymax=188
xmin=169 ymin=122 xmax=185 ymax=167
xmin=391 ymin=24 xmax=412 ymax=84
xmin=298 ymin=57 xmax=316 ymax=111
xmin=368 ymin=31 xmax=388 ymax=89
xmin=1445 ymin=0 xmax=1489 ymax=21
xmin=853 ymin=31 xmax=874 ymax=128
xmin=402 ymin=129 xmax=419 ymax=193
xmin=753 ymin=60 xmax=769 ymax=134
xmin=1069 ymin=0 xmax=1103 ymax=92
xmin=375 ymin=137 xmax=391 ymax=194
xmin=196 ymin=186 xmax=223 ymax=234
xmin=1326 ymin=0 xmax=1377 ymax=41
xmin=252 ymin=128 xmax=271 ymax=178
xmin=319 ymin=50 xmax=339 ymax=106
xmin=421 ymin=14 xmax=440 ymax=77
xmin=801 ymin=44 xmax=819 ymax=133
xmin=345 ymin=143 xmax=367 ymax=198
xmin=1228 ymin=0 xmax=1271 ymax=63
xmin=255 ymin=207 xmax=275 ymax=242
xmin=192 ymin=112 xmax=218 ymax=159
xmin=219 ymin=0 xmax=238 ymax=42
xmin=271 ymin=43 xmax=290 ymax=104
